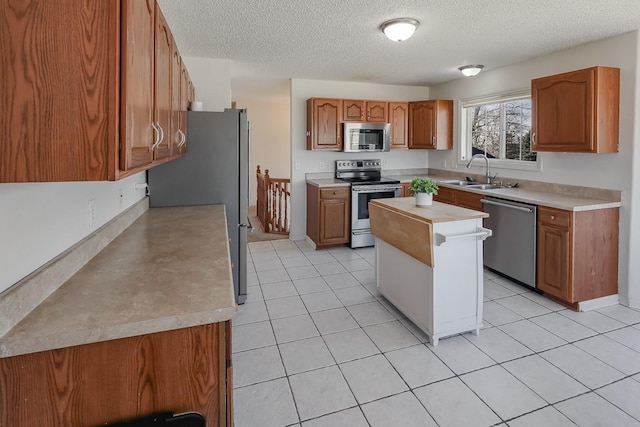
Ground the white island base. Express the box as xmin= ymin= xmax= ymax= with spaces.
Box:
xmin=370 ymin=198 xmax=490 ymax=346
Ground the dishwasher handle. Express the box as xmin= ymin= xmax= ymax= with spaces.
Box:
xmin=481 ymin=198 xmax=534 ymax=213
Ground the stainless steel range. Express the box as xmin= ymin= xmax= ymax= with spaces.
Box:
xmin=336 ymin=159 xmax=401 ymax=248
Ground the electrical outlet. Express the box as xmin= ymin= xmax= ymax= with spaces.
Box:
xmin=383 ymin=159 xmax=389 ymax=166
xmin=319 ymin=162 xmax=325 ymax=170
xmin=443 ymin=160 xmax=448 ymax=168
xmin=295 ymin=162 xmax=300 ymax=170
xmin=118 ymin=188 xmax=124 ymax=210
xmin=88 ymin=199 xmax=96 ymax=228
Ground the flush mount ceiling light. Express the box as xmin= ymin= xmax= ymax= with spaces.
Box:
xmin=381 ymin=18 xmax=419 ymax=42
xmin=458 ymin=65 xmax=485 ymax=77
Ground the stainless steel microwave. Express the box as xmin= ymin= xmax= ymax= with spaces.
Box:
xmin=343 ymin=122 xmax=391 ymax=152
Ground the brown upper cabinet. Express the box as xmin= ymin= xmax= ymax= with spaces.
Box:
xmin=0 ymin=0 xmax=191 ymax=182
xmin=408 ymin=100 xmax=453 ymax=150
xmin=389 ymin=102 xmax=409 ymax=149
xmin=342 ymin=100 xmax=388 ymax=122
xmin=307 ymin=98 xmax=343 ymax=150
xmin=531 ymin=66 xmax=620 ymax=153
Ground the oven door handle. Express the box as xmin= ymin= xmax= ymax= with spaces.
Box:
xmin=352 ymin=185 xmax=402 ymax=193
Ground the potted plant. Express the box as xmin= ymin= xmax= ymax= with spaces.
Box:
xmin=409 ymin=178 xmax=438 ymax=207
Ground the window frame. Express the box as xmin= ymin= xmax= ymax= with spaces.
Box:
xmin=458 ymin=89 xmax=542 ymax=172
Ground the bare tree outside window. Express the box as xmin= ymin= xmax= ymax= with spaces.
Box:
xmin=467 ymin=98 xmax=536 ymax=162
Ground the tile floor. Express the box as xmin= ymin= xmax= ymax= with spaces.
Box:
xmin=233 ymin=240 xmax=640 ymax=427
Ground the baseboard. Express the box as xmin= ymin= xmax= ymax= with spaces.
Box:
xmin=577 ymin=294 xmax=620 ymax=312
xmin=618 ymin=295 xmax=640 ymax=309
xmin=0 ymin=198 xmax=149 ymax=337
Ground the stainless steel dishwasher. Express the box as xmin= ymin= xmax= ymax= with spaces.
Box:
xmin=481 ymin=196 xmax=537 ymax=288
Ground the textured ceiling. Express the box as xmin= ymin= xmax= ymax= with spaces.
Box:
xmin=157 ymin=0 xmax=640 ymax=100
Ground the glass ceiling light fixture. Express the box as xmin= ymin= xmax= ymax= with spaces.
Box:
xmin=458 ymin=65 xmax=484 ymax=77
xmin=381 ymin=18 xmax=419 ymax=42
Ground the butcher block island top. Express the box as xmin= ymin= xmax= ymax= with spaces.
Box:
xmin=0 ymin=204 xmax=236 ymax=358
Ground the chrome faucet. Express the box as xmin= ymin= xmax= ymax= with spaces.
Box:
xmin=466 ymin=154 xmax=492 ymax=184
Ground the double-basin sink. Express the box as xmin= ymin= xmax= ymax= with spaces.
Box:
xmin=438 ymin=179 xmax=502 ymax=190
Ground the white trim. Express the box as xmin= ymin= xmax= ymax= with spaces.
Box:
xmin=577 ymin=294 xmax=620 ymax=311
xmin=461 ymin=88 xmax=531 ymax=108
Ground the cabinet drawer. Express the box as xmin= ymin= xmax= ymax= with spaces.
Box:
xmin=538 ymin=207 xmax=571 ymax=228
xmin=320 ymin=187 xmax=349 ymax=199
xmin=456 ymin=190 xmax=483 ymax=211
xmin=434 ymin=187 xmax=456 ymax=204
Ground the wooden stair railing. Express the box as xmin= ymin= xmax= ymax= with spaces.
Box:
xmin=256 ymin=165 xmax=291 ymax=235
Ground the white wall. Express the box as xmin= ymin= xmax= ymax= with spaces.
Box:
xmin=0 ymin=173 xmax=147 ymax=294
xmin=290 ymin=79 xmax=431 ymax=240
xmin=183 ymin=57 xmax=232 ymax=111
xmin=234 ymin=97 xmax=291 ymax=205
xmin=429 ymin=31 xmax=640 ymax=307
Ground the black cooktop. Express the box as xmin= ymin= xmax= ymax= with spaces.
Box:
xmin=338 ymin=176 xmax=400 ymax=185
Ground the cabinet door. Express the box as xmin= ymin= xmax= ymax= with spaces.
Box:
xmin=319 ymin=198 xmax=349 ymax=244
xmin=170 ymin=41 xmax=182 ymax=156
xmin=537 ymin=223 xmax=572 ymax=301
xmin=409 ymin=101 xmax=436 ymax=149
xmin=366 ymin=101 xmax=388 ymax=122
xmin=389 ymin=102 xmax=409 ymax=149
xmin=307 ymin=98 xmax=342 ymax=150
xmin=120 ymin=0 xmax=155 ymax=172
xmin=433 ymin=186 xmax=456 ymax=204
xmin=179 ymin=62 xmax=189 ymax=154
xmin=402 ymin=183 xmax=412 ymax=197
xmin=456 ymin=190 xmax=483 ymax=211
xmin=153 ymin=4 xmax=172 ymax=160
xmin=343 ymin=100 xmax=365 ymax=122
xmin=532 ymin=67 xmax=619 ymax=153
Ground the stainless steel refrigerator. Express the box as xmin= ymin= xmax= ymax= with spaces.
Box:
xmin=148 ymin=109 xmax=249 ymax=304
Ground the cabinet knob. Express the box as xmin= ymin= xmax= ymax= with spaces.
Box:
xmin=306 ymin=131 xmax=310 ymax=137
xmin=551 ymin=215 xmax=555 ymax=220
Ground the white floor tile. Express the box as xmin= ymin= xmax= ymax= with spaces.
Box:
xmin=355 ymin=247 xmax=375 ymax=258
xmin=246 ymin=271 xmax=259 ymax=286
xmin=502 ymin=354 xmax=588 ymax=403
xmin=265 ymin=295 xmax=308 ymax=319
xmin=484 ymin=280 xmax=518 ymax=300
xmin=596 ymin=304 xmax=640 ymax=325
xmin=495 ymin=294 xmax=551 ymax=318
xmin=271 ymin=239 xmax=298 ymax=250
xmin=605 ymin=326 xmax=640 ymax=353
xmin=261 ymin=280 xmax=298 ymax=300
xmin=281 ymin=256 xmax=312 ymax=268
xmin=521 ymin=291 xmax=567 ymax=311
xmin=574 ymin=335 xmax=640 ymax=375
xmin=596 ymin=377 xmax=640 ymax=421
xmin=232 ymin=320 xmax=275 ymax=353
xmin=347 ymin=301 xmax=396 ymax=326
xmin=328 ymin=248 xmax=362 ymax=260
xmin=323 ymin=328 xmax=380 ymax=363
xmin=333 ymin=285 xmax=376 ymax=306
xmin=279 ymin=336 xmax=335 ymax=375
xmin=300 ymin=290 xmax=343 ymax=312
xmin=540 ymin=344 xmax=626 ymax=389
xmin=250 ymin=250 xmax=279 ymax=261
xmin=499 ymin=319 xmax=567 ymax=352
xmin=507 ymin=406 xmax=576 ymax=427
xmin=301 ymin=407 xmax=368 ymax=427
xmin=323 ymin=272 xmax=362 ymax=289
xmin=385 ymin=344 xmax=454 ymax=388
xmin=293 ymin=276 xmax=330 ymax=295
xmin=461 ymin=365 xmax=547 ymax=420
xmin=429 ymin=335 xmax=496 ymax=374
xmin=378 ymin=298 xmax=407 ymax=320
xmin=400 ymin=318 xmax=431 ymax=343
xmin=294 ymin=240 xmax=314 ymax=251
xmin=248 ymin=241 xmax=275 ymax=252
xmin=363 ymin=320 xmax=420 ymax=352
xmin=289 ymin=365 xmax=357 ymax=421
xmin=530 ymin=312 xmax=598 ymax=342
xmin=253 ymin=257 xmax=284 ymax=272
xmin=559 ymin=309 xmax=627 ymax=333
xmin=361 ymin=391 xmax=438 ymax=427
xmin=305 ymin=253 xmax=336 ymax=265
xmin=555 ymin=392 xmax=640 ymax=427
xmin=414 ymin=377 xmax=501 ymax=427
xmin=339 ymin=258 xmax=372 ymax=272
xmin=465 ymin=327 xmax=533 ymax=363
xmin=257 ymin=268 xmax=291 ymax=284
xmin=489 ymin=276 xmax=530 ymax=294
xmin=271 ymin=313 xmax=319 ymax=343
xmin=244 ymin=286 xmax=264 ymax=303
xmin=233 ymin=378 xmax=298 ymax=427
xmin=483 ymin=300 xmax=524 ymax=326
xmin=286 ymin=265 xmax=320 ymax=280
xmin=314 ymin=261 xmax=348 ymax=275
xmin=311 ymin=307 xmax=360 ymax=335
xmin=276 ymin=248 xmax=304 ymax=258
xmin=233 ymin=300 xmax=269 ymax=325
xmin=351 ymin=268 xmax=375 ymax=285
xmin=362 ymin=283 xmax=383 ymax=299
xmin=233 ymin=345 xmax=285 ymax=387
xmin=340 ymin=354 xmax=408 ymax=404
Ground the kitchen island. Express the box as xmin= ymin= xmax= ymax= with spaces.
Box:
xmin=370 ymin=197 xmax=490 ymax=345
xmin=0 ymin=205 xmax=236 ymax=426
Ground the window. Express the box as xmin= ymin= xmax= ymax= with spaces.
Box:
xmin=460 ymin=90 xmax=538 ymax=169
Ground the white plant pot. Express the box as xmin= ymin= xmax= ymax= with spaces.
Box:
xmin=415 ymin=192 xmax=433 ymax=207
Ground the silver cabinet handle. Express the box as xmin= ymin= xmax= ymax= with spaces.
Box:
xmin=151 ymin=122 xmax=164 ymax=150
xmin=177 ymin=129 xmax=186 ymax=147
xmin=150 ymin=122 xmax=159 ymax=151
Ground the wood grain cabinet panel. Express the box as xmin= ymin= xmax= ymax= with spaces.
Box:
xmin=0 ymin=0 xmax=191 ymax=182
xmin=306 ymin=184 xmax=350 ymax=247
xmin=0 ymin=323 xmax=232 ymax=426
xmin=408 ymin=100 xmax=453 ymax=150
xmin=306 ymin=98 xmax=343 ymax=150
xmin=342 ymin=100 xmax=388 ymax=123
xmin=433 ymin=186 xmax=456 ymax=205
xmin=531 ymin=66 xmax=619 ymax=153
xmin=389 ymin=102 xmax=409 ymax=149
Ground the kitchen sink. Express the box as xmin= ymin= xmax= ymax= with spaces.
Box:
xmin=438 ymin=180 xmax=477 ymax=186
xmin=466 ymin=184 xmax=502 ymax=190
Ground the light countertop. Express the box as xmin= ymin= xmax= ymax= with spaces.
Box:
xmin=0 ymin=205 xmax=236 ymax=358
xmin=371 ymin=197 xmax=488 ymax=223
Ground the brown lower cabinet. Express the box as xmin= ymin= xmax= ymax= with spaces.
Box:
xmin=537 ymin=206 xmax=619 ymax=305
xmin=0 ymin=322 xmax=233 ymax=427
xmin=307 ymin=184 xmax=350 ymax=248
xmin=433 ymin=186 xmax=483 ymax=210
